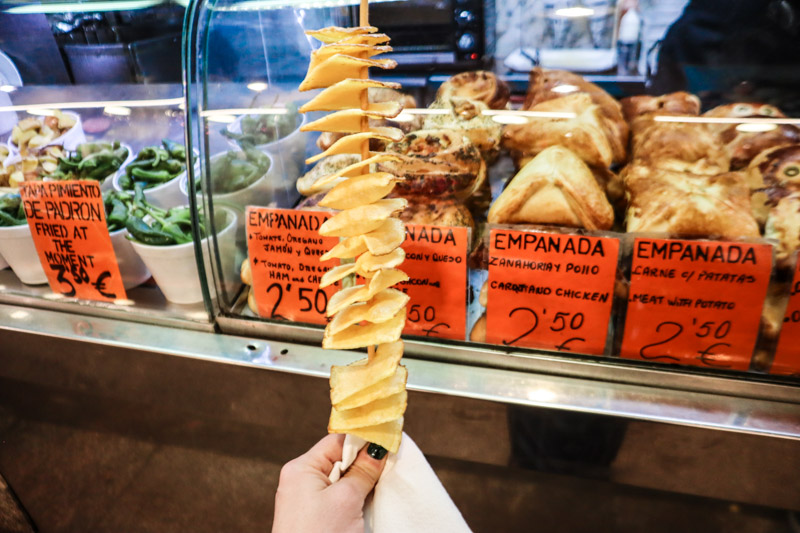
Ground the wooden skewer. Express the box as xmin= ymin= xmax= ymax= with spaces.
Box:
xmin=359 ymin=0 xmax=370 ymax=166
xmin=361 ymin=0 xmax=375 ymax=362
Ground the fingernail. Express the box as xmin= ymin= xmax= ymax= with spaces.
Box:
xmin=367 ymin=443 xmax=388 ymax=460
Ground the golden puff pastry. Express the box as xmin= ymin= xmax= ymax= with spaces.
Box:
xmin=502 ymin=93 xmax=615 ymax=169
xmin=296 ymin=153 xmax=360 ymax=196
xmin=436 ymin=70 xmax=510 ymax=110
xmin=702 ymin=103 xmax=800 ymax=170
xmin=524 ymin=68 xmax=628 ymax=163
xmin=623 ymin=165 xmax=759 ymax=239
xmin=469 ymin=313 xmax=487 ymax=343
xmin=764 ymin=191 xmax=800 ymax=263
xmin=747 ymin=144 xmax=800 ymax=226
xmin=423 ymin=97 xmax=503 ymax=160
xmin=398 ymin=197 xmax=475 ymax=230
xmin=621 ymin=92 xmax=701 ymax=124
xmin=629 ymin=117 xmax=730 ymax=173
xmin=488 ymin=145 xmax=614 ymax=230
xmin=746 ymin=144 xmax=800 ymax=191
xmin=379 ymin=129 xmax=486 ymax=200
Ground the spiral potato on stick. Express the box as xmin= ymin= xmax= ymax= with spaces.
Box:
xmin=298 ymin=10 xmax=408 ymax=453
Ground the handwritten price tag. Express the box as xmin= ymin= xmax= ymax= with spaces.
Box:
xmin=246 ymin=207 xmax=339 ymax=325
xmin=620 ymin=238 xmax=772 ymax=370
xmin=398 ymin=223 xmax=468 ymax=340
xmin=772 ymin=261 xmax=800 ymax=376
xmin=486 ymin=229 xmax=620 ymax=354
xmin=20 ymin=181 xmax=126 ymax=302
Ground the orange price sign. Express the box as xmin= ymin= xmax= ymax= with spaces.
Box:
xmin=246 ymin=207 xmax=339 ymax=325
xmin=772 ymin=261 xmax=800 ymax=376
xmin=398 ymin=223 xmax=468 ymax=340
xmin=620 ymin=238 xmax=772 ymax=370
xmin=19 ymin=180 xmax=126 ymax=302
xmin=486 ymin=229 xmax=620 ymax=354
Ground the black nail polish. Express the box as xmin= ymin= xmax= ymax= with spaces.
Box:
xmin=367 ymin=443 xmax=388 ymax=460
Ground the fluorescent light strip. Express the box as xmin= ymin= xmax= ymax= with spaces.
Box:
xmin=0 ymin=98 xmax=183 ymax=113
xmin=553 ymin=6 xmax=594 ymax=17
xmin=482 ymin=109 xmax=577 ymax=119
xmin=6 ymin=0 xmax=162 ymax=14
xmin=201 ymin=108 xmax=288 ymax=117
xmin=200 ymin=107 xmax=577 ymax=119
xmin=653 ymin=115 xmax=800 ymax=125
xmin=213 ymin=0 xmax=397 ymax=11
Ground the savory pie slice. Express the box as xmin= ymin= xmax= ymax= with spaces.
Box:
xmin=487 ymin=145 xmax=614 ymax=230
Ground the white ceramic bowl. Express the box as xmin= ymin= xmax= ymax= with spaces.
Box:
xmin=0 ymin=222 xmax=47 ymax=284
xmin=9 ymin=111 xmax=86 ymax=153
xmin=128 ymin=206 xmax=237 ymax=305
xmin=112 ymin=146 xmax=195 ymax=209
xmin=0 ymin=250 xmax=8 ymax=270
xmin=109 ymin=228 xmax=151 ymax=290
xmin=179 ymin=150 xmax=277 ymax=232
xmin=98 ymin=142 xmax=135 ymax=193
xmin=112 ymin=162 xmax=188 ymax=210
xmin=225 ymin=113 xmax=306 ymax=179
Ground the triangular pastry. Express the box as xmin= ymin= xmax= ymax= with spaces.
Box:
xmin=502 ymin=94 xmax=615 ymax=169
xmin=488 ymin=145 xmax=614 ymax=230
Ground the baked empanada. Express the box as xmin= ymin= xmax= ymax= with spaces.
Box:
xmin=436 ymin=70 xmax=510 ymax=110
xmin=703 ymin=103 xmax=800 ymax=170
xmin=379 ymin=129 xmax=485 ymax=200
xmin=623 ymin=165 xmax=759 ymax=239
xmin=488 ymin=145 xmax=614 ymax=230
xmin=524 ymin=68 xmax=628 ymax=164
xmin=764 ymin=191 xmax=800 ymax=263
xmin=502 ymin=93 xmax=615 ymax=169
xmin=423 ymin=97 xmax=502 ymax=160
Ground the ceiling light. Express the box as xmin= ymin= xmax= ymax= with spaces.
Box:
xmin=247 ymin=82 xmax=269 ymax=92
xmin=736 ymin=123 xmax=778 ymax=133
xmin=200 ymin=108 xmax=288 ymax=117
xmin=553 ymin=7 xmax=594 ymax=17
xmin=26 ymin=108 xmax=55 ymax=116
xmin=392 ymin=112 xmax=415 ymax=123
xmin=7 ymin=0 xmax=162 ymax=14
xmin=104 ymin=105 xmax=131 ymax=116
xmin=207 ymin=114 xmax=237 ymax=124
xmin=552 ymin=84 xmax=579 ymax=94
xmin=9 ymin=310 xmax=29 ymax=320
xmin=215 ymin=0 xmax=397 ymax=11
xmin=491 ymin=114 xmax=529 ymax=125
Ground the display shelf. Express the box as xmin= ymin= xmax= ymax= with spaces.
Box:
xmin=0 ymin=269 xmax=212 ymax=331
xmin=3 ymin=302 xmax=799 ymax=439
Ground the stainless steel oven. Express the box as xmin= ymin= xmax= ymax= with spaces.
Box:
xmin=360 ymin=0 xmax=489 ymax=69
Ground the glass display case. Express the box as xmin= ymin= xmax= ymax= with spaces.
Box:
xmin=186 ymin=0 xmax=800 ymax=393
xmin=0 ymin=0 xmax=215 ymax=329
xmin=1 ymin=1 xmax=799 ymax=530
